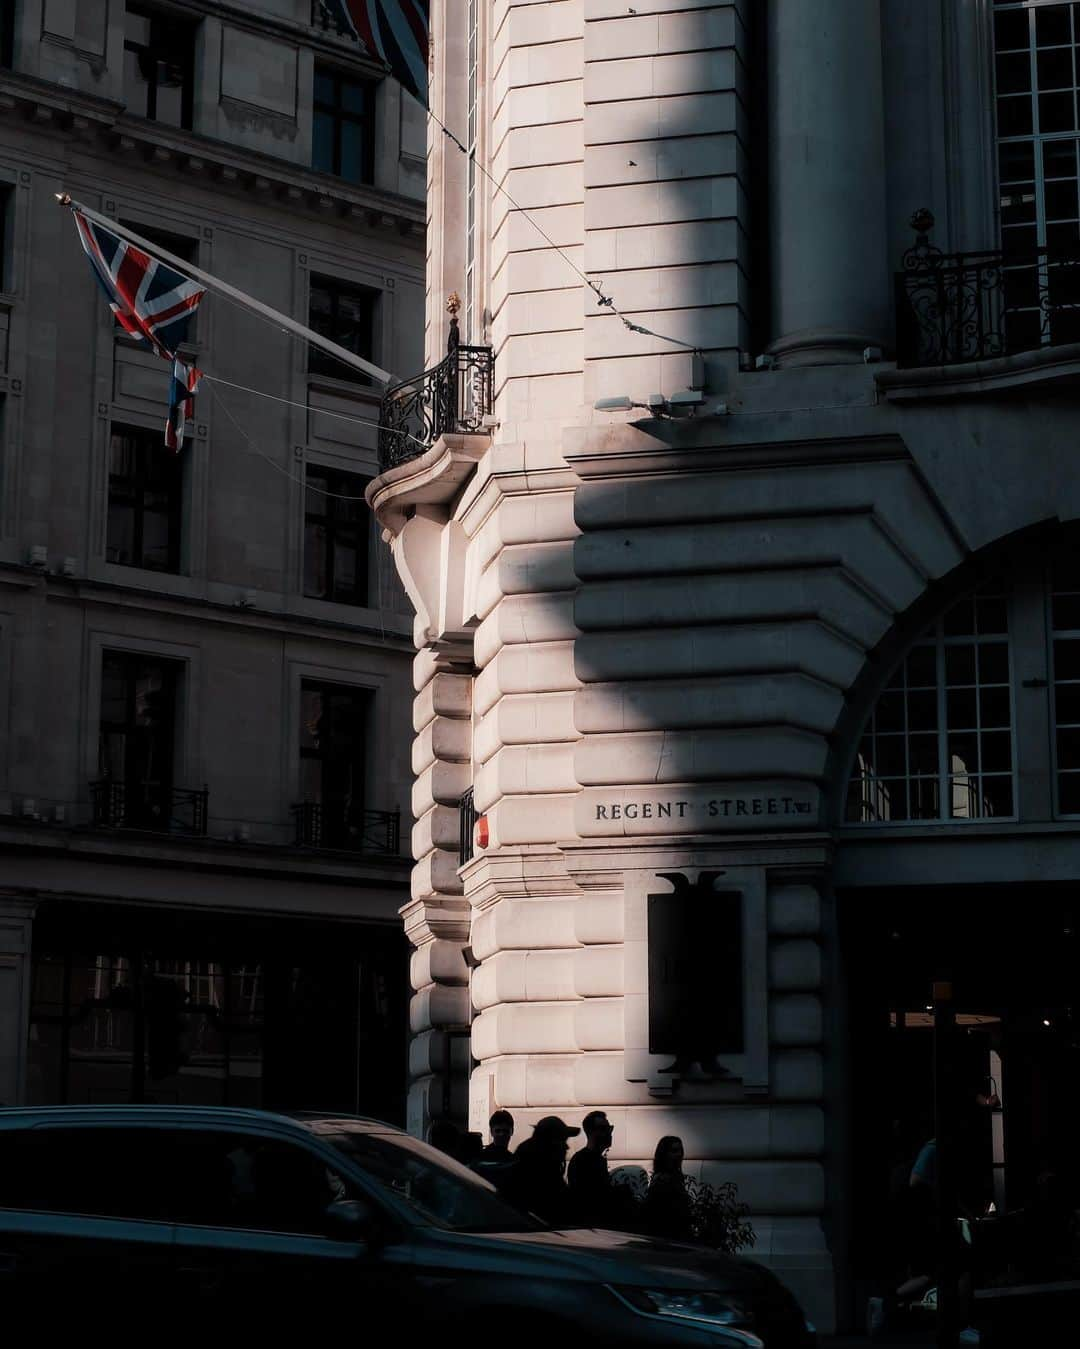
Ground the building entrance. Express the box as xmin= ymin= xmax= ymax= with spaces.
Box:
xmin=842 ymin=884 xmax=1080 ymax=1295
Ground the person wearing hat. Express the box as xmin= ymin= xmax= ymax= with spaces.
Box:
xmin=501 ymin=1116 xmax=580 ymax=1225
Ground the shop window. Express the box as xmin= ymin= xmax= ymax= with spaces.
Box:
xmin=303 ymin=465 xmax=370 ymax=606
xmin=297 ymin=681 xmax=371 ymax=848
xmin=123 ymin=3 xmax=196 ymax=130
xmin=107 ymin=424 xmax=183 ymax=573
xmin=308 ymin=275 xmax=377 ymax=383
xmin=312 ymin=66 xmax=375 ymax=185
xmin=846 ymin=579 xmax=1016 ymax=823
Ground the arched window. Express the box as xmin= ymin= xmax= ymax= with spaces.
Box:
xmin=846 ymin=534 xmax=1080 ymax=825
xmin=846 ymin=579 xmax=1014 ymax=823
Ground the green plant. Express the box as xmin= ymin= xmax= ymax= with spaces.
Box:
xmin=685 ymin=1176 xmax=755 ymax=1254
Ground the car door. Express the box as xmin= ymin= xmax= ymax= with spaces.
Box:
xmin=167 ymin=1128 xmax=393 ymax=1318
xmin=0 ymin=1124 xmax=176 ymax=1312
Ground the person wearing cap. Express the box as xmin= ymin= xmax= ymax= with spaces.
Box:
xmin=501 ymin=1116 xmax=580 ymax=1225
xmin=567 ymin=1110 xmax=616 ymax=1227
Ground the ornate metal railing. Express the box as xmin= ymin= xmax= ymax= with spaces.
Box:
xmin=311 ymin=1 xmax=354 ymax=40
xmin=378 ymin=296 xmax=494 ymax=471
xmin=458 ymin=786 xmax=476 ymax=866
xmin=291 ymin=800 xmax=401 ymax=855
xmin=896 ymin=208 xmax=1080 ymax=369
xmin=89 ymin=781 xmax=209 ymax=836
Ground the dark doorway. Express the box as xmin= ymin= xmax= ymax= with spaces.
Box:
xmin=26 ymin=901 xmax=408 ymax=1125
xmin=841 ymin=884 xmax=1080 ymax=1293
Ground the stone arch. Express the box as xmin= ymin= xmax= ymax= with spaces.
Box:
xmin=824 ymin=518 xmax=1074 ymax=829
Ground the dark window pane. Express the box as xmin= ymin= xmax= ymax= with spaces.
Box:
xmin=313 ymin=110 xmax=336 ymax=175
xmin=980 ymin=686 xmax=1012 ymax=728
xmin=304 ymin=522 xmax=328 ymax=598
xmin=1004 ymin=304 xmax=1043 ymax=346
xmin=995 ymin=9 xmax=1030 ymax=51
xmin=870 ymin=735 xmax=907 ymax=779
xmin=979 ymin=775 xmax=1014 ymax=818
xmin=1040 ymin=91 xmax=1075 ymax=132
xmin=981 ymin=730 xmax=1013 ymax=773
xmin=1037 ymin=46 xmax=1074 ymax=90
xmin=998 ymin=95 xmax=1034 ymax=136
xmin=1002 ymin=223 xmax=1040 ymax=255
xmin=1046 ymin=178 xmax=1079 ymax=218
xmin=1002 ymin=185 xmax=1038 ymax=224
xmin=1058 ymin=725 xmax=1080 ymax=769
xmin=999 ymin=51 xmax=1033 ymax=94
xmin=332 ymin=541 xmax=358 ymax=597
xmin=909 ymin=777 xmax=940 ymax=821
xmin=314 ymin=71 xmax=335 ymax=105
xmin=1001 ymin=140 xmax=1037 ymax=182
xmin=1055 ymin=682 xmax=1080 ymax=723
xmin=1036 ymin=5 xmax=1072 ymax=46
xmin=906 ymin=646 xmax=937 ymax=687
xmin=978 ymin=643 xmax=1010 ymax=683
xmin=1059 ymin=771 xmax=1080 ymax=812
xmin=909 ymin=734 xmax=939 ymax=776
xmin=945 ymin=646 xmax=976 ymax=685
xmin=976 ymin=595 xmax=1009 ymax=634
xmin=341 ymin=80 xmax=369 ymax=116
xmin=107 ymin=504 xmax=136 ymax=566
xmin=947 ymin=687 xmax=979 ymax=729
xmin=1055 ymin=637 xmax=1080 ymax=678
xmin=944 ymin=598 xmax=976 ymax=636
xmin=339 ymin=121 xmax=367 ymax=184
xmin=874 ymin=691 xmax=905 ymax=733
xmin=907 ymin=689 xmax=938 ymax=732
xmin=1044 ymin=138 xmax=1078 ymax=177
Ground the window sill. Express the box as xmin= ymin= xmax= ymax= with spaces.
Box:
xmin=307 ymin=372 xmax=379 ymax=402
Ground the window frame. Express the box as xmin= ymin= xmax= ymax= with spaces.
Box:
xmin=123 ymin=2 xmax=197 ymax=131
xmin=298 ymin=679 xmax=373 ymax=828
xmin=307 ymin=275 xmax=378 ymax=385
xmin=312 ymin=65 xmax=376 ymax=185
xmin=106 ymin=422 xmax=184 ymax=575
xmin=98 ymin=648 xmax=180 ymax=829
xmin=302 ymin=464 xmax=371 ymax=607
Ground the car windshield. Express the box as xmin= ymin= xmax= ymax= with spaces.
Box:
xmin=324 ymin=1129 xmax=543 ymax=1234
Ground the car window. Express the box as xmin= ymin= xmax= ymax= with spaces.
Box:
xmin=0 ymin=1127 xmax=173 ymax=1221
xmin=0 ymin=1127 xmax=353 ymax=1236
xmin=324 ymin=1129 xmax=541 ymax=1233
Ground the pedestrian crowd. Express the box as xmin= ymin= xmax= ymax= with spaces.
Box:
xmin=430 ymin=1108 xmax=698 ymax=1239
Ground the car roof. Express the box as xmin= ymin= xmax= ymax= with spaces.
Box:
xmin=0 ymin=1105 xmax=400 ymax=1136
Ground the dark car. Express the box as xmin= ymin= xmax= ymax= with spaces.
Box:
xmin=0 ymin=1106 xmax=814 ymax=1345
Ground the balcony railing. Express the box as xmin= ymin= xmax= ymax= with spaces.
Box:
xmin=896 ymin=208 xmax=1080 ymax=368
xmin=459 ymin=786 xmax=476 ymax=866
xmin=311 ymin=1 xmax=354 ymax=40
xmin=89 ymin=781 xmax=209 ymax=836
xmin=378 ymin=297 xmax=494 ymax=472
xmin=291 ymin=800 xmax=401 ymax=855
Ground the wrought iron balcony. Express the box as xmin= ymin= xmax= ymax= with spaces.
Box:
xmin=291 ymin=800 xmax=401 ymax=855
xmin=89 ymin=780 xmax=209 ymax=836
xmin=896 ymin=208 xmax=1080 ymax=369
xmin=458 ymin=786 xmax=476 ymax=866
xmin=378 ymin=296 xmax=494 ymax=472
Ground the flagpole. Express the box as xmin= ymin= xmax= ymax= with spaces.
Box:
xmin=56 ymin=194 xmax=396 ymax=387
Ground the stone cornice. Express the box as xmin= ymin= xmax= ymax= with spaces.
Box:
xmin=875 ymin=343 xmax=1080 ymax=401
xmin=0 ymin=71 xmax=424 ymax=239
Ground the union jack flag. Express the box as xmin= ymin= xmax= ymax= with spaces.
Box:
xmin=72 ymin=208 xmax=205 ymax=360
xmin=320 ymin=1 xmax=429 ymax=106
xmin=165 ymin=357 xmax=202 ymax=454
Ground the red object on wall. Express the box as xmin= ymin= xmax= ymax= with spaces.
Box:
xmin=476 ymin=815 xmax=489 ymax=849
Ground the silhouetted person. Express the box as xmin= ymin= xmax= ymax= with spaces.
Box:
xmin=568 ymin=1110 xmax=616 ymax=1227
xmin=472 ymin=1109 xmax=516 ymax=1190
xmin=643 ymin=1136 xmax=693 ymax=1241
xmin=502 ymin=1116 xmax=579 ymax=1225
xmin=429 ymin=1119 xmax=463 ymax=1162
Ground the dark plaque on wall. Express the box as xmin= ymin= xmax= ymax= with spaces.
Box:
xmin=647 ymin=871 xmax=743 ymax=1074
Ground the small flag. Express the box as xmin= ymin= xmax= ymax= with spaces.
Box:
xmin=322 ymin=2 xmax=430 ymax=106
xmin=165 ymin=359 xmax=201 ymax=453
xmin=72 ymin=208 xmax=205 ymax=359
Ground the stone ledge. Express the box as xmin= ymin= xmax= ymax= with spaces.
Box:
xmin=876 ymin=341 xmax=1080 ymax=401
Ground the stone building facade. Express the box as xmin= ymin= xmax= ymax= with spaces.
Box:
xmin=0 ymin=2 xmax=425 ymax=1122
xmin=369 ymin=0 xmax=1080 ymax=1332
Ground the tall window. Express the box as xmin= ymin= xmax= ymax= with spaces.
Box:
xmin=107 ymin=425 xmax=182 ymax=572
xmin=123 ymin=3 xmax=196 ymax=129
xmin=1051 ymin=542 xmax=1080 ymax=811
xmin=312 ymin=67 xmax=375 ymax=185
xmin=308 ymin=275 xmax=377 ymax=383
xmin=0 ymin=183 xmax=13 ymax=292
xmin=299 ymin=682 xmax=371 ymax=847
xmin=303 ymin=466 xmax=369 ymax=605
xmin=1 ymin=1 xmax=13 ymax=69
xmin=465 ymin=0 xmax=480 ymax=342
xmin=847 ymin=580 xmax=1015 ymax=824
xmin=98 ymin=652 xmax=178 ymax=829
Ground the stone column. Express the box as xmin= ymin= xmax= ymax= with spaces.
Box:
xmin=767 ymin=0 xmax=889 ymax=366
xmin=0 ymin=898 xmax=35 ymax=1106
